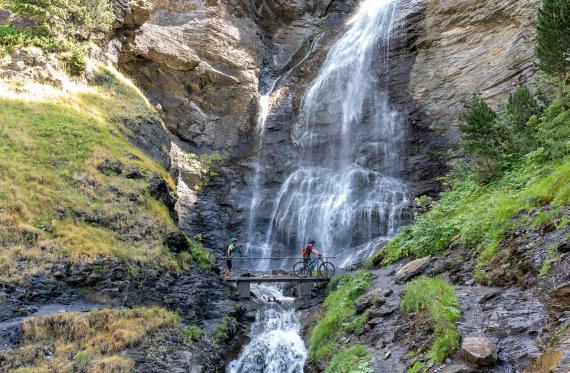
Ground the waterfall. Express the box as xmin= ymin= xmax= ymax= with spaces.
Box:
xmin=250 ymin=0 xmax=408 ymax=268
xmin=227 ymin=285 xmax=307 ymax=373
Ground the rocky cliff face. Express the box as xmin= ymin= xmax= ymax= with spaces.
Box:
xmin=409 ymin=0 xmax=540 ymax=142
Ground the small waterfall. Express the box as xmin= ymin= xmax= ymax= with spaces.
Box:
xmin=251 ymin=0 xmax=408 ymax=268
xmin=227 ymin=285 xmax=307 ymax=373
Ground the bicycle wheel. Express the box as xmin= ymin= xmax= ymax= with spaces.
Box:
xmin=318 ymin=261 xmax=336 ymax=278
xmin=293 ymin=261 xmax=309 ymax=278
xmin=208 ymin=252 xmax=220 ymax=267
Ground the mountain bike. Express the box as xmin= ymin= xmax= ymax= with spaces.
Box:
xmin=208 ymin=246 xmax=253 ymax=272
xmin=293 ymin=255 xmax=335 ymax=278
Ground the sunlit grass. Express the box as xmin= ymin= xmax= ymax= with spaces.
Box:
xmin=0 ymin=65 xmax=179 ymax=280
xmin=2 ymin=307 xmax=181 ymax=372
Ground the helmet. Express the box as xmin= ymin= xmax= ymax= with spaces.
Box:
xmin=229 ymin=237 xmax=238 ymax=242
xmin=309 ymin=239 xmax=316 ymax=245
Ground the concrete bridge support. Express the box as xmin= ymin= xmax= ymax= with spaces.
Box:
xmin=298 ymin=282 xmax=312 ymax=299
xmin=238 ymin=281 xmax=251 ymax=299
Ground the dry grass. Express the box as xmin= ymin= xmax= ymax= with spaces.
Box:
xmin=2 ymin=307 xmax=180 ymax=373
xmin=0 ymin=65 xmax=180 ymax=281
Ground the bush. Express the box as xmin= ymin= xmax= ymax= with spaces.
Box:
xmin=59 ymin=47 xmax=86 ymax=76
xmin=181 ymin=325 xmax=202 ymax=341
xmin=401 ymin=277 xmax=461 ymax=364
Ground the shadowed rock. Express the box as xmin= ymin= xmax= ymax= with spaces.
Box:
xmin=461 ymin=336 xmax=498 ymax=367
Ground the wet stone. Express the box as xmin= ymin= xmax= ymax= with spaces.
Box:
xmin=394 ymin=256 xmax=431 ymax=284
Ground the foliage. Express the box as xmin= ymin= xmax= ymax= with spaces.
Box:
xmin=3 ymin=0 xmax=114 ymax=40
xmin=212 ymin=316 xmax=238 ymax=345
xmin=459 ymin=88 xmax=543 ymax=183
xmin=536 ymin=0 xmax=570 ymax=79
xmin=401 ymin=277 xmax=461 ymax=364
xmin=58 ymin=47 xmax=86 ymax=76
xmin=369 ymin=87 xmax=570 ymax=269
xmin=309 ymin=271 xmax=372 ymax=362
xmin=0 ymin=66 xmax=179 ymax=282
xmin=0 ymin=24 xmax=63 ymax=53
xmin=324 ymin=345 xmax=371 ymax=373
xmin=1 ymin=307 xmax=180 ymax=372
xmin=181 ymin=325 xmax=202 ymax=341
xmin=408 ymin=361 xmax=425 ymax=373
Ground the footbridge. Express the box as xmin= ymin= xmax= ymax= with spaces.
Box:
xmin=222 ymin=256 xmax=335 ymax=299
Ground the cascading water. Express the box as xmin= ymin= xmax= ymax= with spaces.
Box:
xmin=231 ymin=1 xmax=407 ymax=371
xmin=227 ymin=285 xmax=307 ymax=373
xmin=249 ymin=0 xmax=408 ymax=268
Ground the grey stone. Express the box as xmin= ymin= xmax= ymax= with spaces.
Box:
xmin=395 ymin=256 xmax=432 ymax=284
xmin=0 ymin=8 xmax=11 ymax=25
xmin=461 ymin=336 xmax=498 ymax=366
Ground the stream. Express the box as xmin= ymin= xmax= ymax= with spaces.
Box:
xmin=227 ymin=285 xmax=307 ymax=373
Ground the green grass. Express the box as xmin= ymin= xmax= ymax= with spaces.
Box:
xmin=309 ymin=270 xmax=372 ymax=362
xmin=324 ymin=345 xmax=372 ymax=373
xmin=408 ymin=361 xmax=425 ymax=373
xmin=0 ymin=24 xmax=65 ymax=55
xmin=369 ymin=91 xmax=570 ymax=271
xmin=0 ymin=66 xmax=184 ymax=281
xmin=1 ymin=307 xmax=181 ymax=372
xmin=401 ymin=277 xmax=461 ymax=364
xmin=539 ymin=244 xmax=561 ymax=277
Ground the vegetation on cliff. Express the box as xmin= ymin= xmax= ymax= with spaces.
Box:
xmin=370 ymin=86 xmax=569 ymax=277
xmin=0 ymin=66 xmax=208 ymax=282
xmin=0 ymin=0 xmax=114 ymax=74
xmin=400 ymin=277 xmax=461 ymax=365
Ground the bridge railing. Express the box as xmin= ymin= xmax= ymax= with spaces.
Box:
xmin=212 ymin=254 xmax=336 ymax=280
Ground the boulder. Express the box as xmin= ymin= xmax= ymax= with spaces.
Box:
xmin=0 ymin=8 xmax=11 ymax=25
xmin=354 ymin=288 xmax=387 ymax=314
xmin=394 ymin=256 xmax=431 ymax=283
xmin=461 ymin=336 xmax=498 ymax=367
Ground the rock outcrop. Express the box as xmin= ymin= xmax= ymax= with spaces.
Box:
xmin=409 ymin=0 xmax=540 ymax=143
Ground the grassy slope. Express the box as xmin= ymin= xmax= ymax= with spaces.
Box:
xmin=370 ymin=92 xmax=570 ymax=278
xmin=0 ymin=67 xmax=185 ymax=281
xmin=309 ymin=270 xmax=373 ymax=370
xmin=3 ymin=307 xmax=181 ymax=372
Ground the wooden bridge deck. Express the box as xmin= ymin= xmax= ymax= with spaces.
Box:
xmin=226 ymin=276 xmax=330 ymax=283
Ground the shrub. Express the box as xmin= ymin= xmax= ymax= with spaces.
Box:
xmin=212 ymin=316 xmax=238 ymax=345
xmin=401 ymin=277 xmax=461 ymax=364
xmin=59 ymin=47 xmax=86 ymax=76
xmin=181 ymin=325 xmax=202 ymax=341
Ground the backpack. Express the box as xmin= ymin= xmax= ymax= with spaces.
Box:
xmin=301 ymin=245 xmax=308 ymax=257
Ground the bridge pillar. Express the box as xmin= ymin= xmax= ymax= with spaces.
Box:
xmin=238 ymin=281 xmax=251 ymax=299
xmin=298 ymin=282 xmax=312 ymax=299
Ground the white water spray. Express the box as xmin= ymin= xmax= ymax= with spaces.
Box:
xmin=227 ymin=286 xmax=307 ymax=373
xmin=254 ymin=0 xmax=408 ymax=267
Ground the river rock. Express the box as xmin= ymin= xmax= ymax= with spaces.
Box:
xmin=354 ymin=288 xmax=388 ymax=314
xmin=395 ymin=256 xmax=431 ymax=284
xmin=0 ymin=8 xmax=11 ymax=25
xmin=461 ymin=336 xmax=498 ymax=366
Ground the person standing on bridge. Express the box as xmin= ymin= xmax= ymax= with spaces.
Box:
xmin=223 ymin=237 xmax=238 ymax=278
xmin=301 ymin=239 xmax=321 ymax=267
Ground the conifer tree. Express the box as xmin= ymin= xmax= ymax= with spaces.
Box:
xmin=459 ymin=95 xmax=498 ymax=158
xmin=536 ymin=0 xmax=570 ymax=82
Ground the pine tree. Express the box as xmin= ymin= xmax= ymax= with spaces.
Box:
xmin=459 ymin=95 xmax=499 ymax=158
xmin=536 ymin=0 xmax=570 ymax=80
